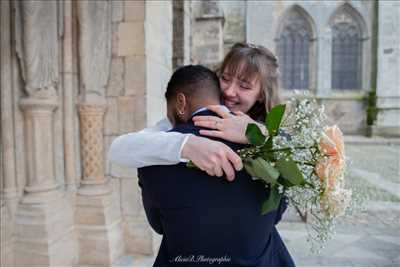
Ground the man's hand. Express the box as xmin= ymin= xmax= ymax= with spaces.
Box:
xmin=181 ymin=135 xmax=243 ymax=181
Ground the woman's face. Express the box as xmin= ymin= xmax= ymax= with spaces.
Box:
xmin=219 ymin=71 xmax=262 ymax=114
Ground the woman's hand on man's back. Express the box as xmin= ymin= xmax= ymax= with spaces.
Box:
xmin=192 ymin=105 xmax=267 ymax=144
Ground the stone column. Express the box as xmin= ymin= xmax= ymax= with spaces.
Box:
xmin=1 ymin=1 xmax=18 ymax=266
xmin=173 ymin=0 xmax=192 ymax=69
xmin=78 ymin=104 xmax=108 ymax=194
xmin=173 ymin=0 xmax=185 ymax=68
xmin=62 ymin=0 xmax=79 ymax=192
xmin=374 ymin=1 xmax=400 ymax=136
xmin=316 ymin=29 xmax=332 ymax=97
xmin=19 ymin=98 xmax=59 ymax=202
xmin=192 ymin=0 xmax=225 ymax=69
xmin=75 ymin=1 xmax=124 ymax=265
xmin=13 ymin=1 xmax=77 ymax=266
xmin=1 ymin=0 xmax=19 ymax=199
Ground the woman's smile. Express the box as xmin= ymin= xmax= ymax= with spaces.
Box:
xmin=224 ymin=99 xmax=240 ymax=110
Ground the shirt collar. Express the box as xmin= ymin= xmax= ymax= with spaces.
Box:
xmin=191 ymin=105 xmax=230 ymax=116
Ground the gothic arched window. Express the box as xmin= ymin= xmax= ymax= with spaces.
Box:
xmin=331 ymin=8 xmax=363 ymax=89
xmin=277 ymin=8 xmax=313 ymax=90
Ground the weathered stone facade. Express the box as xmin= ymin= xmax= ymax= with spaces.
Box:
xmin=1 ymin=1 xmax=172 ymax=266
xmin=246 ymin=1 xmax=373 ymax=134
xmin=191 ymin=0 xmax=225 ymax=69
xmin=219 ymin=0 xmax=246 ymax=53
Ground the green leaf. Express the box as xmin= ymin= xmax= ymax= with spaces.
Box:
xmin=246 ymin=158 xmax=280 ymax=185
xmin=261 ymin=137 xmax=274 ymax=161
xmin=187 ymin=161 xmax=200 ymax=170
xmin=244 ymin=160 xmax=258 ymax=178
xmin=275 ymin=157 xmax=305 ymax=186
xmin=277 ymin=176 xmax=295 ymax=187
xmin=263 ymin=136 xmax=273 ymax=150
xmin=266 ymin=104 xmax=286 ymax=136
xmin=245 ymin=123 xmax=266 ymax=146
xmin=261 ymin=186 xmax=282 ymax=215
xmin=261 ymin=151 xmax=275 ymax=162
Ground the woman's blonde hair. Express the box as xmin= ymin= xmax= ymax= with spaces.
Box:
xmin=217 ymin=43 xmax=281 ymax=122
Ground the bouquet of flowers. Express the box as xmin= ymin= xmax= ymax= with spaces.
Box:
xmin=188 ymin=93 xmax=362 ymax=252
xmin=188 ymin=93 xmax=363 ymax=252
xmin=238 ymin=94 xmax=356 ymax=252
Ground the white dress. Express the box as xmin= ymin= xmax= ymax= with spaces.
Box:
xmin=107 ymin=117 xmax=191 ymax=168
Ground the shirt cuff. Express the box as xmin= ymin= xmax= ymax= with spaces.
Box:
xmin=179 ymin=134 xmax=191 ymax=163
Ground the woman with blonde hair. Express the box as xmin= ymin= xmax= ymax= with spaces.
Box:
xmin=108 ymin=43 xmax=282 ymax=181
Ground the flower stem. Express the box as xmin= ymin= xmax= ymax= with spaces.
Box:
xmin=264 ymin=145 xmax=314 ymax=153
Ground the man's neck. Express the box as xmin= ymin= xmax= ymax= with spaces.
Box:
xmin=189 ymin=100 xmax=221 ymax=115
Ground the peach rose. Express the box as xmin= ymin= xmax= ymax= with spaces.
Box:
xmin=319 ymin=125 xmax=344 ymax=158
xmin=315 ymin=125 xmax=345 ymax=193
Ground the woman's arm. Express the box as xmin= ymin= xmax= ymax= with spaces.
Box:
xmin=109 ymin=132 xmax=242 ymax=180
xmin=107 ymin=118 xmax=243 ymax=180
xmin=107 ymin=118 xmax=191 ymax=168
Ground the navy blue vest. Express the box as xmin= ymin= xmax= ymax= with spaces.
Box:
xmin=138 ymin=110 xmax=295 ymax=267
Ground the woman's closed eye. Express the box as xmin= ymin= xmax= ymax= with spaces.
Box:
xmin=239 ymin=82 xmax=252 ymax=90
xmin=221 ymin=74 xmax=231 ymax=82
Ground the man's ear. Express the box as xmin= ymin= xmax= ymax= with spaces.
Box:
xmin=176 ymin=92 xmax=187 ymax=113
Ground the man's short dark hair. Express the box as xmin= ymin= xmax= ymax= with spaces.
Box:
xmin=165 ymin=65 xmax=221 ymax=101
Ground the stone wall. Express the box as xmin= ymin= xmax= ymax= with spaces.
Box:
xmin=191 ymin=0 xmax=224 ymax=69
xmin=219 ymin=0 xmax=246 ymax=54
xmin=107 ymin=0 xmax=172 ymax=257
xmin=0 ymin=1 xmax=173 ymax=266
xmin=247 ymin=0 xmax=374 ymax=134
xmin=374 ymin=1 xmax=400 ymax=136
xmin=191 ymin=0 xmax=247 ymax=59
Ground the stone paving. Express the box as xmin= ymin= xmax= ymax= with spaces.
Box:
xmin=278 ymin=203 xmax=400 ymax=267
xmin=278 ymin=136 xmax=400 ymax=267
xmin=126 ymin=136 xmax=400 ymax=267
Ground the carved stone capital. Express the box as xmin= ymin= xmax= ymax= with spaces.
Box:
xmin=19 ymin=97 xmax=58 ymax=113
xmin=78 ymin=104 xmax=107 ymax=117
